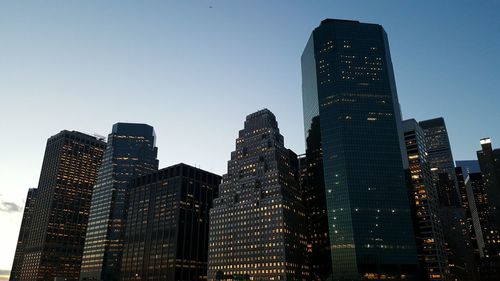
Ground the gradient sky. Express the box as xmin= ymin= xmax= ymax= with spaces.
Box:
xmin=0 ymin=0 xmax=499 ymax=278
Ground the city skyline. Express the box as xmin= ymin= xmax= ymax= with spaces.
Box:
xmin=1 ymin=1 xmax=499 ymax=279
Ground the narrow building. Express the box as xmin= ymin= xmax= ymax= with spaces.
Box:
xmin=402 ymin=119 xmax=449 ymax=280
xmin=9 ymin=188 xmax=38 ymax=281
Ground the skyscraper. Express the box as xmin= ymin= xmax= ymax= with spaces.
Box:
xmin=419 ymin=118 xmax=461 ymax=206
xmin=301 ymin=116 xmax=332 ymax=281
xmin=419 ymin=118 xmax=476 ymax=280
xmin=80 ymin=123 xmax=158 ymax=281
xmin=402 ymin=119 xmax=448 ymax=280
xmin=121 ymin=163 xmax=221 ymax=281
xmin=10 ymin=188 xmax=38 ymax=281
xmin=208 ymin=109 xmax=307 ymax=281
xmin=20 ymin=131 xmax=106 ymax=281
xmin=301 ymin=19 xmax=417 ymax=280
xmin=476 ymin=138 xmax=500 ymax=277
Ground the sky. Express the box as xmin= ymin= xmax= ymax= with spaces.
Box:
xmin=0 ymin=0 xmax=499 ymax=278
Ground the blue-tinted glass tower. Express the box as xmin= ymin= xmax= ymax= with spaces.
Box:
xmin=301 ymin=19 xmax=417 ymax=280
xmin=80 ymin=123 xmax=158 ymax=281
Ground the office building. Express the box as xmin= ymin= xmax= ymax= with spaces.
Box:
xmin=419 ymin=118 xmax=476 ymax=280
xmin=80 ymin=123 xmax=158 ymax=281
xmin=301 ymin=116 xmax=332 ymax=281
xmin=20 ymin=131 xmax=106 ymax=281
xmin=208 ymin=109 xmax=307 ymax=281
xmin=301 ymin=19 xmax=417 ymax=280
xmin=402 ymin=119 xmax=448 ymax=280
xmin=121 ymin=164 xmax=221 ymax=281
xmin=476 ymin=138 xmax=500 ymax=279
xmin=10 ymin=188 xmax=38 ymax=281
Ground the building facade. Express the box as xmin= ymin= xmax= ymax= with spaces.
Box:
xmin=476 ymin=138 xmax=500 ymax=279
xmin=20 ymin=131 xmax=106 ymax=281
xmin=208 ymin=109 xmax=307 ymax=281
xmin=10 ymin=188 xmax=38 ymax=281
xmin=301 ymin=19 xmax=417 ymax=280
xmin=121 ymin=163 xmax=221 ymax=281
xmin=402 ymin=119 xmax=449 ymax=280
xmin=419 ymin=118 xmax=476 ymax=280
xmin=301 ymin=116 xmax=332 ymax=281
xmin=80 ymin=123 xmax=158 ymax=281
xmin=419 ymin=118 xmax=461 ymax=207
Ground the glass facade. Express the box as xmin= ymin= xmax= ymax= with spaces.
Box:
xmin=208 ymin=109 xmax=307 ymax=281
xmin=121 ymin=164 xmax=221 ymax=281
xmin=301 ymin=19 xmax=418 ymax=280
xmin=402 ymin=119 xmax=449 ymax=280
xmin=419 ymin=118 xmax=477 ymax=280
xmin=80 ymin=123 xmax=158 ymax=281
xmin=20 ymin=131 xmax=106 ymax=281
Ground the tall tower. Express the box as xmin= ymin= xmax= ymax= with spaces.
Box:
xmin=301 ymin=19 xmax=417 ymax=280
xmin=80 ymin=123 xmax=158 ymax=281
xmin=419 ymin=118 xmax=461 ymax=206
xmin=207 ymin=109 xmax=307 ymax=281
xmin=476 ymin=138 xmax=500 ymax=279
xmin=419 ymin=118 xmax=476 ymax=280
xmin=10 ymin=188 xmax=38 ymax=281
xmin=402 ymin=119 xmax=449 ymax=280
xmin=20 ymin=131 xmax=106 ymax=281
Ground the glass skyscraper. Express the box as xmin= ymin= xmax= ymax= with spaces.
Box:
xmin=419 ymin=118 xmax=477 ymax=280
xmin=80 ymin=123 xmax=158 ymax=281
xmin=301 ymin=19 xmax=417 ymax=280
xmin=402 ymin=119 xmax=448 ymax=280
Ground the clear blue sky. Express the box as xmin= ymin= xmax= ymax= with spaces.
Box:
xmin=0 ymin=0 xmax=498 ymax=277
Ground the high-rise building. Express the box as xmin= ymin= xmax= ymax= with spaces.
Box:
xmin=121 ymin=163 xmax=221 ymax=281
xmin=301 ymin=117 xmax=332 ymax=281
xmin=20 ymin=131 xmax=106 ymax=281
xmin=402 ymin=119 xmax=449 ymax=280
xmin=207 ymin=109 xmax=307 ymax=281
xmin=419 ymin=118 xmax=461 ymax=206
xmin=476 ymin=138 xmax=500 ymax=278
xmin=80 ymin=123 xmax=158 ymax=281
xmin=463 ymin=172 xmax=487 ymax=259
xmin=477 ymin=138 xmax=500 ymax=233
xmin=301 ymin=19 xmax=417 ymax=280
xmin=419 ymin=118 xmax=476 ymax=280
xmin=10 ymin=188 xmax=38 ymax=281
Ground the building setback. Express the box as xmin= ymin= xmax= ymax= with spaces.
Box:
xmin=80 ymin=123 xmax=158 ymax=281
xmin=301 ymin=19 xmax=417 ymax=280
xmin=402 ymin=119 xmax=449 ymax=280
xmin=121 ymin=163 xmax=221 ymax=281
xmin=10 ymin=188 xmax=38 ymax=281
xmin=20 ymin=131 xmax=106 ymax=281
xmin=208 ymin=109 xmax=307 ymax=281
